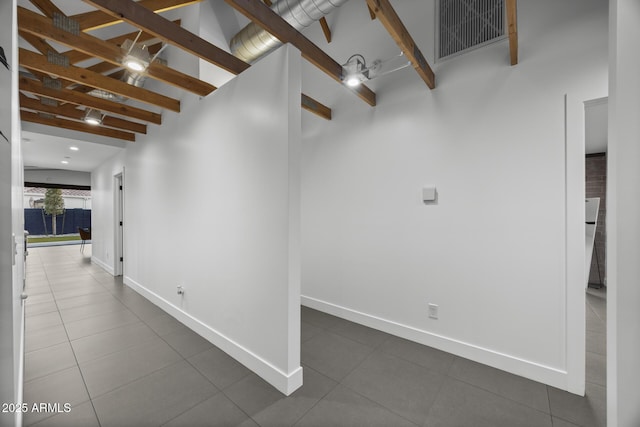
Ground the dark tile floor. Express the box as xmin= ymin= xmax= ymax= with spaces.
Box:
xmin=22 ymin=245 xmax=606 ymax=426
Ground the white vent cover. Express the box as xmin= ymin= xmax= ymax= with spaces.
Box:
xmin=438 ymin=0 xmax=506 ymax=60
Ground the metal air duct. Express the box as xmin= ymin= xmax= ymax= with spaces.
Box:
xmin=230 ymin=0 xmax=350 ymax=64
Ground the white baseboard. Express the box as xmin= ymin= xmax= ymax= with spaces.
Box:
xmin=301 ymin=295 xmax=571 ymax=392
xmin=91 ymin=256 xmax=114 ymax=276
xmin=124 ymin=276 xmax=303 ymax=395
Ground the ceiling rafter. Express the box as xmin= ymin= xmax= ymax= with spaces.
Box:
xmin=28 ymin=0 xmax=64 ymax=18
xmin=19 ymin=48 xmax=181 ymax=112
xmin=19 ymin=76 xmax=162 ymax=124
xmin=18 ymin=7 xmax=216 ymax=97
xmin=223 ymin=0 xmax=376 ymax=106
xmin=365 ymin=0 xmax=435 ymax=89
xmin=63 ymin=22 xmax=180 ymax=65
xmin=319 ymin=18 xmax=332 ymax=43
xmin=83 ymin=0 xmax=250 ymax=75
xmin=301 ymin=94 xmax=331 ymax=121
xmin=21 ymin=110 xmax=136 ymax=141
xmin=20 ymin=93 xmax=147 ymax=134
xmin=506 ymin=0 xmax=518 ymax=65
xmin=74 ymin=0 xmax=202 ymax=31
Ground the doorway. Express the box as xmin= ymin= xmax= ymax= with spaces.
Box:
xmin=114 ymin=173 xmax=124 ymax=276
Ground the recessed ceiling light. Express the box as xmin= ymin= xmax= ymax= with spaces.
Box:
xmin=60 ymin=160 xmax=69 ymax=164
xmin=69 ymin=146 xmax=79 ymax=151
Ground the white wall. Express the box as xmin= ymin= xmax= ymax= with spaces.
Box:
xmin=301 ymin=0 xmax=608 ymax=393
xmin=608 ymin=0 xmax=640 ymax=425
xmin=92 ymin=45 xmax=303 ymax=395
xmin=0 ymin=1 xmax=24 ymax=426
xmin=24 ymin=169 xmax=91 ymax=187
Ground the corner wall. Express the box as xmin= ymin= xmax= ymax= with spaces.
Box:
xmin=92 ymin=45 xmax=303 ymax=395
xmin=301 ymin=0 xmax=608 ymax=393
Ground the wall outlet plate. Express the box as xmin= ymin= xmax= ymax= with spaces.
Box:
xmin=428 ymin=303 xmax=438 ymax=319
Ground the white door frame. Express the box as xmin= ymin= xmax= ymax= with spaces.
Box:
xmin=114 ymin=172 xmax=124 ymax=276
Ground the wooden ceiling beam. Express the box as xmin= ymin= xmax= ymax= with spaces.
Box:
xmin=63 ymin=23 xmax=178 ymax=65
xmin=20 ymin=92 xmax=147 ymax=134
xmin=83 ymin=0 xmax=250 ymax=75
xmin=506 ymin=0 xmax=518 ymax=65
xmin=301 ymin=94 xmax=331 ymax=120
xmin=368 ymin=5 xmax=376 ymax=20
xmin=365 ymin=0 xmax=435 ymax=89
xmin=319 ymin=17 xmax=331 ymax=43
xmin=74 ymin=0 xmax=201 ymax=31
xmin=224 ymin=0 xmax=376 ymax=106
xmin=18 ymin=8 xmax=215 ymax=97
xmin=20 ymin=76 xmax=162 ymax=124
xmin=29 ymin=0 xmax=64 ymax=18
xmin=19 ymin=48 xmax=180 ymax=112
xmin=21 ymin=109 xmax=136 ymax=141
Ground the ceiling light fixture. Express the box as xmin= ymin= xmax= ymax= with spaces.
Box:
xmin=341 ymin=53 xmax=411 ymax=87
xmin=60 ymin=160 xmax=69 ymax=164
xmin=69 ymin=146 xmax=79 ymax=151
xmin=83 ymin=109 xmax=103 ymax=126
xmin=121 ymin=32 xmax=151 ymax=73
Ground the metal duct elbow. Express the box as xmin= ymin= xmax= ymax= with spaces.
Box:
xmin=230 ymin=0 xmax=350 ymax=63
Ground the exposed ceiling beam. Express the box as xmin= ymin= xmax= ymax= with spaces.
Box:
xmin=20 ymin=93 xmax=147 ymax=134
xmin=301 ymin=94 xmax=331 ymax=121
xmin=19 ymin=76 xmax=162 ymax=124
xmin=21 ymin=110 xmax=136 ymax=141
xmin=29 ymin=0 xmax=64 ymax=18
xmin=63 ymin=22 xmax=179 ymax=65
xmin=365 ymin=0 xmax=435 ymax=89
xmin=83 ymin=0 xmax=250 ymax=75
xmin=19 ymin=48 xmax=181 ymax=112
xmin=74 ymin=0 xmax=201 ymax=31
xmin=18 ymin=8 xmax=215 ymax=97
xmin=319 ymin=17 xmax=331 ymax=43
xmin=506 ymin=0 xmax=518 ymax=65
xmin=368 ymin=5 xmax=376 ymax=20
xmin=224 ymin=0 xmax=376 ymax=106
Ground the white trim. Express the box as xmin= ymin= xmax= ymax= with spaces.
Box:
xmin=92 ymin=256 xmax=115 ymax=276
xmin=124 ymin=276 xmax=303 ymax=395
xmin=301 ymin=295 xmax=570 ymax=390
xmin=584 ymin=96 xmax=608 ymax=108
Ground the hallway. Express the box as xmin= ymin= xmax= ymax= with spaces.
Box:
xmin=22 ymin=245 xmax=605 ymax=427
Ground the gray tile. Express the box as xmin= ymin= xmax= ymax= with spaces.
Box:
xmin=163 ymin=393 xmax=258 ymax=427
xmin=26 ymin=301 xmax=59 ymax=317
xmin=425 ymin=378 xmax=553 ymax=427
xmin=188 ymin=347 xmax=251 ymax=389
xmin=52 ymin=285 xmax=107 ymax=301
xmin=585 ymin=352 xmax=606 ymax=387
xmin=301 ymin=307 xmax=342 ymax=329
xmin=65 ymin=309 xmax=139 ymax=340
xmin=25 ymin=292 xmax=55 ymax=305
xmin=25 ymin=324 xmax=69 ymax=353
xmin=59 ymin=298 xmax=127 ymax=323
xmin=25 ymin=342 xmax=77 ymax=382
xmin=294 ymin=385 xmax=416 ymax=427
xmin=80 ymin=337 xmax=183 ymax=398
xmin=448 ymin=357 xmax=550 ymax=413
xmin=586 ymin=306 xmax=606 ymax=334
xmin=92 ymin=360 xmax=217 ymax=427
xmin=121 ymin=297 xmax=166 ymax=320
xmin=327 ymin=320 xmax=391 ymax=349
xmin=71 ymin=321 xmax=158 ymax=363
xmin=225 ymin=368 xmax=336 ymax=427
xmin=548 ymin=383 xmax=606 ymax=427
xmin=301 ymin=322 xmax=322 ymax=343
xmin=301 ymin=331 xmax=373 ymax=381
xmin=55 ymin=292 xmax=115 ymax=310
xmin=30 ymin=401 xmax=99 ymax=427
xmin=343 ymin=351 xmax=444 ymax=425
xmin=377 ymin=336 xmax=455 ymax=375
xmin=552 ymin=417 xmax=581 ymax=427
xmin=586 ymin=330 xmax=606 ymax=356
xmin=162 ymin=327 xmax=213 ymax=358
xmin=144 ymin=313 xmax=187 ymax=337
xmin=23 ymin=366 xmax=90 ymax=426
xmin=26 ymin=311 xmax=63 ymax=332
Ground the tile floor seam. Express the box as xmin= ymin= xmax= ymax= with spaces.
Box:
xmin=375 ymin=341 xmax=454 ymax=379
xmin=157 ymin=390 xmax=224 ymax=427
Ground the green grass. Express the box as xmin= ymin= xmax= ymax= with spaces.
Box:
xmin=28 ymin=235 xmax=82 ymax=244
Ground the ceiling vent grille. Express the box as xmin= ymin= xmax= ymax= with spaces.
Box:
xmin=438 ymin=0 xmax=505 ymax=60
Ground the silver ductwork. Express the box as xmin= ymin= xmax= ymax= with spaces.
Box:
xmin=230 ymin=0 xmax=350 ymax=64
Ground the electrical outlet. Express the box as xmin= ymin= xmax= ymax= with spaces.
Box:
xmin=428 ymin=303 xmax=439 ymax=319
